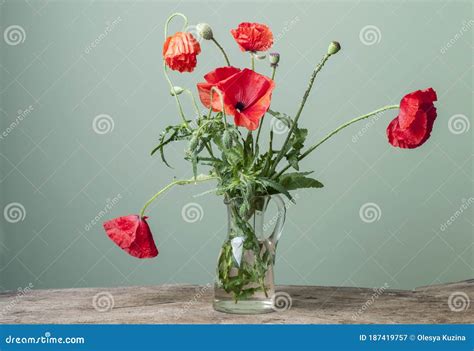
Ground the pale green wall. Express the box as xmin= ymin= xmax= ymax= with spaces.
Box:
xmin=0 ymin=0 xmax=472 ymax=291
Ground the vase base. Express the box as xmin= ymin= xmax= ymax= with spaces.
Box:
xmin=213 ymin=299 xmax=274 ymax=314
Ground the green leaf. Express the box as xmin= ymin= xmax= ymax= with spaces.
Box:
xmin=267 ymin=110 xmax=293 ymax=128
xmin=258 ymin=177 xmax=294 ymax=202
xmin=279 ymin=172 xmax=324 ymax=191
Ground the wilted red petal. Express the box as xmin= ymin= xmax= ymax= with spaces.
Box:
xmin=163 ymin=32 xmax=201 ymax=73
xmin=387 ymin=88 xmax=438 ymax=149
xmin=103 ymin=215 xmax=158 ymax=259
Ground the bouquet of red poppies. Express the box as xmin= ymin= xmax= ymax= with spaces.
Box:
xmin=103 ymin=13 xmax=438 ymax=289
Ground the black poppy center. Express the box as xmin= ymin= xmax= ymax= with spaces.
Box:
xmin=235 ymin=102 xmax=245 ymax=112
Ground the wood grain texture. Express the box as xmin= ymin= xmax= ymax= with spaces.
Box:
xmin=0 ymin=280 xmax=472 ymax=324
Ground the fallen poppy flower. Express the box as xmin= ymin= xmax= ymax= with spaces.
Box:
xmin=387 ymin=88 xmax=438 ymax=149
xmin=103 ymin=215 xmax=158 ymax=258
xmin=163 ymin=32 xmax=201 ymax=72
xmin=231 ymin=22 xmax=273 ymax=52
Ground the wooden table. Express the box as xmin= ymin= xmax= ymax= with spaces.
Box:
xmin=0 ymin=280 xmax=472 ymax=324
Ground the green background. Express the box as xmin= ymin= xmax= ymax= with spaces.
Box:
xmin=0 ymin=0 xmax=472 ymax=292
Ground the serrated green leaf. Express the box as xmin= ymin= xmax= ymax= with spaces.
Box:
xmin=279 ymin=172 xmax=324 ymax=190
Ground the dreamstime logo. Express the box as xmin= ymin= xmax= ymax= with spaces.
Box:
xmin=440 ymin=197 xmax=474 ymax=232
xmin=84 ymin=193 xmax=122 ymax=231
xmin=3 ymin=202 xmax=26 ymax=223
xmin=3 ymin=25 xmax=26 ymax=46
xmin=0 ymin=105 xmax=34 ymax=141
xmin=273 ymin=16 xmax=300 ymax=45
xmin=352 ymin=283 xmax=389 ymax=320
xmin=359 ymin=25 xmax=381 ymax=46
xmin=448 ymin=292 xmax=470 ymax=312
xmin=92 ymin=114 xmax=114 ymax=134
xmin=352 ymin=112 xmax=384 ymax=143
xmin=0 ymin=283 xmax=33 ymax=316
xmin=92 ymin=292 xmax=114 ymax=312
xmin=359 ymin=202 xmax=381 ymax=223
xmin=174 ymin=283 xmax=211 ymax=320
xmin=271 ymin=117 xmax=289 ymax=135
xmin=181 ymin=202 xmax=204 ymax=223
xmin=448 ymin=114 xmax=470 ymax=135
xmin=272 ymin=291 xmax=292 ymax=312
xmin=84 ymin=17 xmax=122 ymax=54
xmin=440 ymin=20 xmax=474 ymax=54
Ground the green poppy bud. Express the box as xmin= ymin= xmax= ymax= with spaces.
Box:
xmin=327 ymin=41 xmax=341 ymax=55
xmin=269 ymin=52 xmax=280 ymax=66
xmin=196 ymin=23 xmax=213 ymax=40
xmin=170 ymin=86 xmax=184 ymax=96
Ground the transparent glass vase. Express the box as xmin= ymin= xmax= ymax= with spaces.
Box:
xmin=213 ymin=195 xmax=286 ymax=314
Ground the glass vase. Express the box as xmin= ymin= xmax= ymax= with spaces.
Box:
xmin=213 ymin=195 xmax=286 ymax=314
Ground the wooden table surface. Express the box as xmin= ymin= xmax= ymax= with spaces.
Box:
xmin=0 ymin=280 xmax=472 ymax=324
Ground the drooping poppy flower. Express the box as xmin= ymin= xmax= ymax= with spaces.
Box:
xmin=387 ymin=88 xmax=438 ymax=149
xmin=231 ymin=22 xmax=273 ymax=52
xmin=162 ymin=32 xmax=201 ymax=72
xmin=103 ymin=215 xmax=158 ymax=258
xmin=197 ymin=67 xmax=275 ymax=130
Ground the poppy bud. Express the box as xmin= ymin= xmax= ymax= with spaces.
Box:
xmin=196 ymin=23 xmax=214 ymax=40
xmin=170 ymin=86 xmax=184 ymax=96
xmin=327 ymin=41 xmax=341 ymax=55
xmin=269 ymin=52 xmax=280 ymax=66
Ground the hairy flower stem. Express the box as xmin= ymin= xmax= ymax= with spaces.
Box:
xmin=163 ymin=13 xmax=190 ymax=129
xmin=268 ymin=53 xmax=331 ymax=175
xmin=271 ymin=66 xmax=277 ymax=80
xmin=274 ymin=104 xmax=399 ymax=178
xmin=211 ymin=38 xmax=231 ymax=66
xmin=255 ymin=66 xmax=277 ymax=149
xmin=139 ymin=175 xmax=218 ymax=217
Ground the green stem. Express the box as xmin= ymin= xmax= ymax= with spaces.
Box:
xmin=251 ymin=54 xmax=255 ymax=70
xmin=274 ymin=104 xmax=399 ymax=178
xmin=184 ymin=89 xmax=200 ymax=117
xmin=139 ymin=175 xmax=218 ymax=217
xmin=268 ymin=53 xmax=331 ymax=175
xmin=254 ymin=66 xmax=277 ymax=150
xmin=211 ymin=38 xmax=231 ymax=66
xmin=271 ymin=65 xmax=277 ymax=80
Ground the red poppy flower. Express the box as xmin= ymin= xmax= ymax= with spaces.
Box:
xmin=162 ymin=32 xmax=201 ymax=73
xmin=197 ymin=67 xmax=275 ymax=130
xmin=387 ymin=88 xmax=438 ymax=149
xmin=231 ymin=22 xmax=273 ymax=52
xmin=197 ymin=66 xmax=241 ymax=111
xmin=103 ymin=215 xmax=158 ymax=258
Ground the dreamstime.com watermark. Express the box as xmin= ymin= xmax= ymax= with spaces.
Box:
xmin=84 ymin=193 xmax=122 ymax=231
xmin=181 ymin=202 xmax=204 ymax=223
xmin=84 ymin=17 xmax=122 ymax=54
xmin=92 ymin=291 xmax=115 ymax=312
xmin=0 ymin=106 xmax=34 ymax=141
xmin=4 ymin=332 xmax=85 ymax=345
xmin=273 ymin=16 xmax=300 ymax=45
xmin=440 ymin=19 xmax=474 ymax=54
xmin=352 ymin=112 xmax=385 ymax=143
xmin=263 ymin=193 xmax=299 ymax=232
xmin=0 ymin=283 xmax=33 ymax=317
xmin=352 ymin=283 xmax=389 ymax=320
xmin=440 ymin=197 xmax=473 ymax=232
xmin=174 ymin=283 xmax=212 ymax=320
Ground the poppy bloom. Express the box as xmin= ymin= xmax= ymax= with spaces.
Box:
xmin=162 ymin=32 xmax=201 ymax=72
xmin=103 ymin=215 xmax=158 ymax=258
xmin=197 ymin=67 xmax=275 ymax=130
xmin=231 ymin=22 xmax=273 ymax=52
xmin=387 ymin=88 xmax=438 ymax=149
